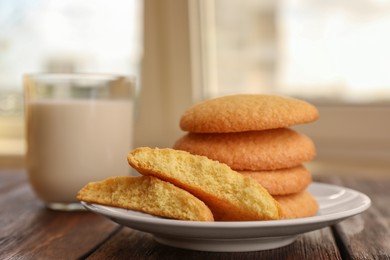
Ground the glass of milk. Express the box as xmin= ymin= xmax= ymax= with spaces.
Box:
xmin=24 ymin=73 xmax=134 ymax=210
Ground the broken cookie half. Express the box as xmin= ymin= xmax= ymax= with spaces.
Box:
xmin=77 ymin=175 xmax=214 ymax=221
xmin=127 ymin=147 xmax=282 ymax=221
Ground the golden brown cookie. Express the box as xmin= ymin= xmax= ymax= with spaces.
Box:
xmin=127 ymin=147 xmax=282 ymax=221
xmin=274 ymin=191 xmax=318 ymax=219
xmin=173 ymin=128 xmax=315 ymax=171
xmin=180 ymin=94 xmax=319 ymax=133
xmin=239 ymin=165 xmax=312 ymax=195
xmin=77 ymin=176 xmax=214 ymax=221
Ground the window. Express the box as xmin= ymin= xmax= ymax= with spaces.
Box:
xmin=189 ymin=0 xmax=390 ymax=169
xmin=198 ymin=0 xmax=390 ymax=102
xmin=0 ymin=0 xmax=143 ymax=165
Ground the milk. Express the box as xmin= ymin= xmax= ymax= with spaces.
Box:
xmin=26 ymin=99 xmax=133 ymax=204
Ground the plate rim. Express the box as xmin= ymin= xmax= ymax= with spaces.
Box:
xmin=81 ymin=181 xmax=371 ymax=229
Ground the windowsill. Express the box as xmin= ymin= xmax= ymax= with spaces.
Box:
xmin=0 ymin=139 xmax=25 ymax=168
xmin=0 ymin=139 xmax=25 ymax=155
xmin=294 ymin=96 xmax=390 ymax=107
xmin=307 ymin=159 xmax=390 ymax=178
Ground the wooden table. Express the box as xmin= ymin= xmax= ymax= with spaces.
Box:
xmin=1 ymin=169 xmax=389 ymax=259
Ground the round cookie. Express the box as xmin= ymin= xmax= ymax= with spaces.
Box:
xmin=240 ymin=165 xmax=312 ymax=195
xmin=173 ymin=128 xmax=316 ymax=171
xmin=180 ymin=94 xmax=319 ymax=133
xmin=274 ymin=191 xmax=319 ymax=219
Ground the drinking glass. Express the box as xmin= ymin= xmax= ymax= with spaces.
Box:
xmin=24 ymin=73 xmax=134 ymax=210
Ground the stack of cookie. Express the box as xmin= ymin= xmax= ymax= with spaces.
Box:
xmin=173 ymin=94 xmax=319 ymax=219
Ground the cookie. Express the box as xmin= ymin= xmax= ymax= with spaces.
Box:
xmin=127 ymin=147 xmax=282 ymax=221
xmin=180 ymin=94 xmax=319 ymax=133
xmin=274 ymin=191 xmax=318 ymax=219
xmin=77 ymin=176 xmax=214 ymax=221
xmin=239 ymin=165 xmax=312 ymax=195
xmin=173 ymin=128 xmax=315 ymax=170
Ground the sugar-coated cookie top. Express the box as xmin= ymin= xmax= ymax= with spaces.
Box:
xmin=180 ymin=94 xmax=319 ymax=133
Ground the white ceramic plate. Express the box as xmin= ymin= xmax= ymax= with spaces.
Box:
xmin=81 ymin=182 xmax=371 ymax=252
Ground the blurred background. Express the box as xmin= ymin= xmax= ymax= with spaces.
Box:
xmin=1 ymin=0 xmax=389 ymax=175
xmin=0 ymin=0 xmax=143 ymax=166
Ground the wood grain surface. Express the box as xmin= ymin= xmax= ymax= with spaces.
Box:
xmin=0 ymin=170 xmax=389 ymax=259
